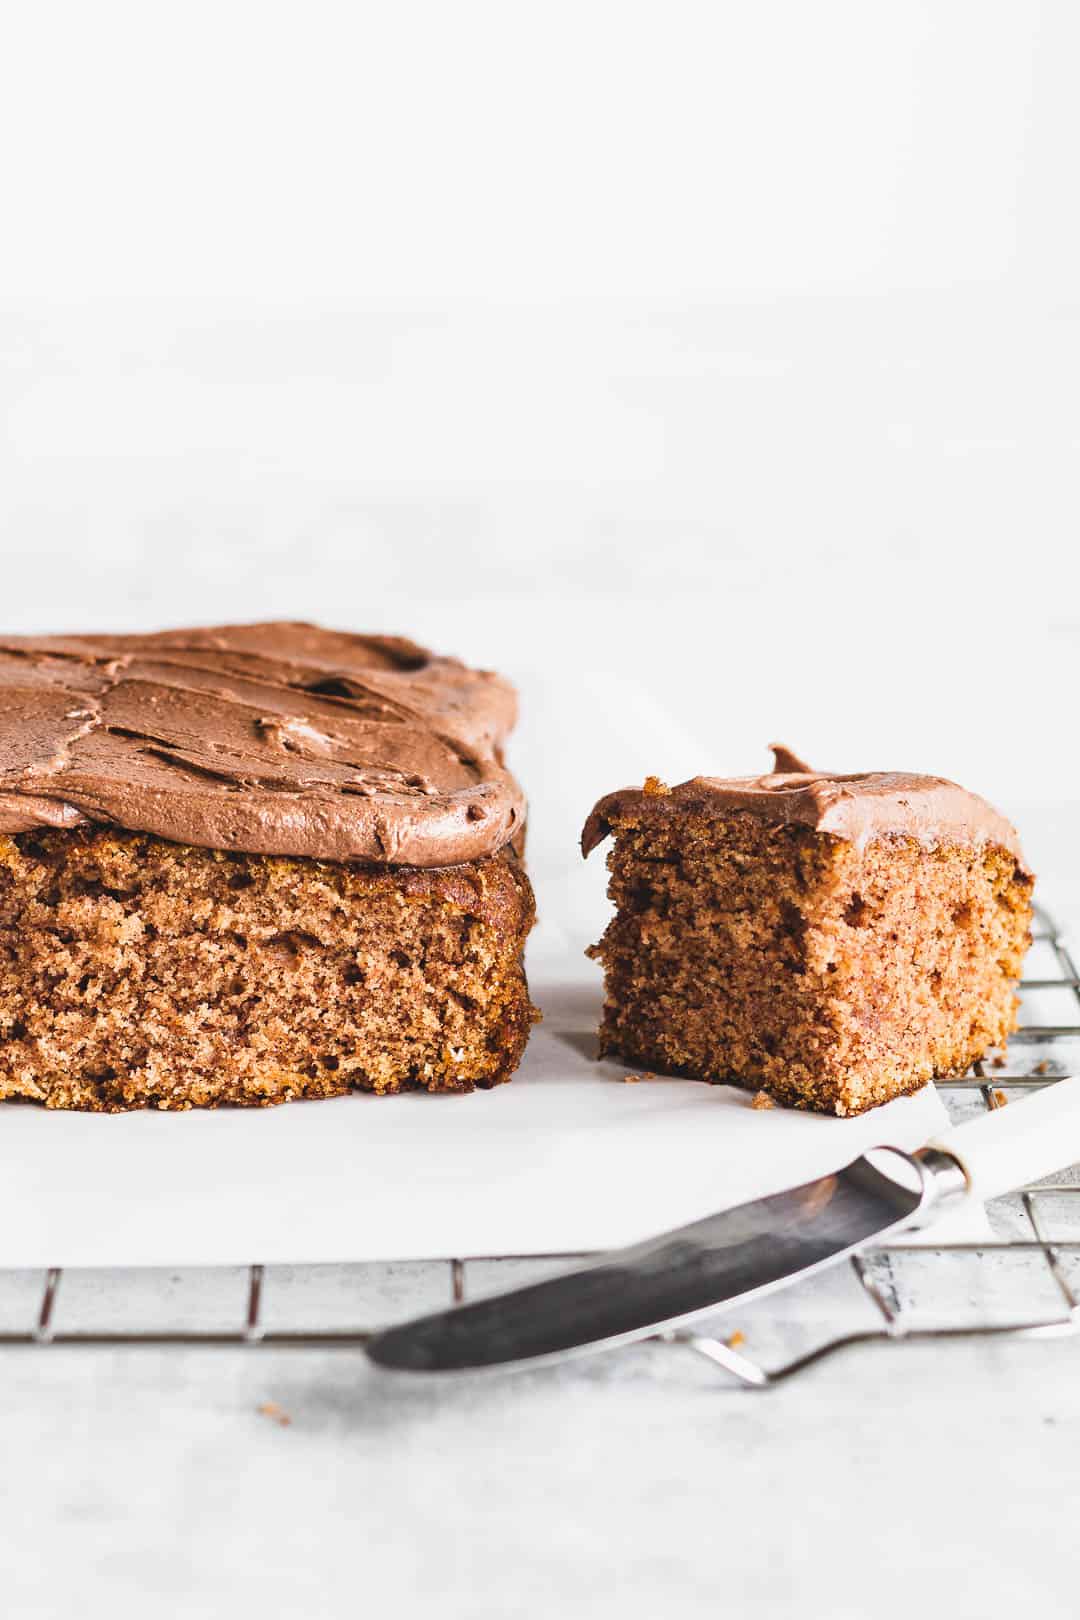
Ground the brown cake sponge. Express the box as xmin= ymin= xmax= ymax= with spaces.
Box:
xmin=0 ymin=622 xmax=538 ymax=1112
xmin=0 ymin=828 xmax=537 ymax=1111
xmin=583 ymin=754 xmax=1033 ymax=1116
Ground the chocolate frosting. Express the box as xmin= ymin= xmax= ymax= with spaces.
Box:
xmin=0 ymin=623 xmax=525 ymax=867
xmin=582 ymin=745 xmax=1029 ymax=872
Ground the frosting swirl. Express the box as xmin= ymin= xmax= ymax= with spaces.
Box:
xmin=582 ymin=745 xmax=1029 ymax=872
xmin=0 ymin=622 xmax=525 ymax=867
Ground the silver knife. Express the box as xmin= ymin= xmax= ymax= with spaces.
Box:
xmin=367 ymin=1076 xmax=1080 ymax=1374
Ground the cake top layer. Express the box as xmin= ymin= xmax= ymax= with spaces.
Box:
xmin=582 ymin=745 xmax=1029 ymax=871
xmin=0 ymin=622 xmax=524 ymax=866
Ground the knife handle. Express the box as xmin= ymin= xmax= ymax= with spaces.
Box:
xmin=922 ymin=1074 xmax=1080 ymax=1203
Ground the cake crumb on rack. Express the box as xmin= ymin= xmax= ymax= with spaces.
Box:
xmin=257 ymin=1401 xmax=292 ymax=1427
xmin=727 ymin=1331 xmax=746 ymax=1349
xmin=991 ymin=1089 xmax=1009 ymax=1108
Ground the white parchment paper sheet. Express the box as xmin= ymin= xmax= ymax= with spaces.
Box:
xmin=0 ymin=931 xmax=985 ymax=1267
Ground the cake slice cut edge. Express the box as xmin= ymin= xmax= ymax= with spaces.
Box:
xmin=582 ymin=757 xmax=1034 ymax=1117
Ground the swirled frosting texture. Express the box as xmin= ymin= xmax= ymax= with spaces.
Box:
xmin=0 ymin=623 xmax=525 ymax=867
xmin=582 ymin=746 xmax=1029 ymax=872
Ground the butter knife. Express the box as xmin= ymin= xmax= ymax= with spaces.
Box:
xmin=367 ymin=1076 xmax=1080 ymax=1373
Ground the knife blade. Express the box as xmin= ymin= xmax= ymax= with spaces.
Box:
xmin=367 ymin=1148 xmax=950 ymax=1372
xmin=367 ymin=1076 xmax=1080 ymax=1375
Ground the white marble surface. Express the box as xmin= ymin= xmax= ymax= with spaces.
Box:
xmin=3 ymin=1192 xmax=1080 ymax=1620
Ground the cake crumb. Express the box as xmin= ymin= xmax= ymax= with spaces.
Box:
xmin=991 ymin=1055 xmax=1007 ymax=1069
xmin=623 ymin=1073 xmax=642 ymax=1083
xmin=727 ymin=1331 xmax=746 ymax=1349
xmin=642 ymin=775 xmax=670 ymax=797
xmin=1034 ymin=1059 xmax=1051 ymax=1075
xmin=751 ymin=1090 xmax=775 ymax=1110
xmin=991 ymin=1089 xmax=1009 ymax=1108
xmin=257 ymin=1401 xmax=292 ymax=1427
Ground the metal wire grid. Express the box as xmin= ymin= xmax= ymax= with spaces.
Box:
xmin=2 ymin=903 xmax=1078 ymax=1382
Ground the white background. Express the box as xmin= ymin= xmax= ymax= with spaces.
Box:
xmin=2 ymin=9 xmax=1080 ymax=1616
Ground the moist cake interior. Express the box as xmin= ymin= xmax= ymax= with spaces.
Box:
xmin=0 ymin=828 xmax=536 ymax=1111
xmin=588 ymin=809 xmax=1032 ymax=1115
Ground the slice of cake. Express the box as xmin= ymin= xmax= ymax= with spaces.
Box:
xmin=582 ymin=748 xmax=1033 ymax=1116
xmin=0 ymin=622 xmax=537 ymax=1110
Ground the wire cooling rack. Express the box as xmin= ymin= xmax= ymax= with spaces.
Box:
xmin=1 ymin=903 xmax=1078 ymax=1384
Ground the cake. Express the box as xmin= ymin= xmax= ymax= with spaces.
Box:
xmin=0 ymin=623 xmax=537 ymax=1110
xmin=582 ymin=748 xmax=1033 ymax=1116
